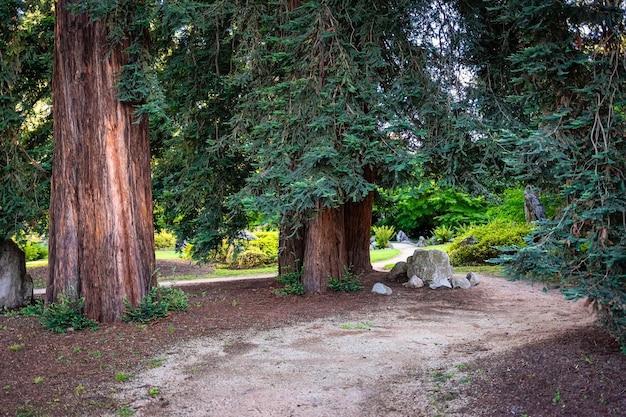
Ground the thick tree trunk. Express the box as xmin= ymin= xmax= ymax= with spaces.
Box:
xmin=302 ymin=205 xmax=347 ymax=293
xmin=278 ymin=219 xmax=305 ymax=276
xmin=344 ymin=166 xmax=375 ymax=274
xmin=48 ymin=0 xmax=155 ymax=322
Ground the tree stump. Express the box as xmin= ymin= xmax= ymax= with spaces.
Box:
xmin=524 ymin=185 xmax=547 ymax=223
xmin=0 ymin=240 xmax=33 ymax=309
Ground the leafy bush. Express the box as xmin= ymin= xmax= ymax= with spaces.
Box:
xmin=234 ymin=249 xmax=271 ymax=269
xmin=328 ymin=266 xmax=364 ymax=292
xmin=243 ymin=230 xmax=278 ymax=259
xmin=3 ymin=299 xmax=45 ymax=317
xmin=448 ymin=220 xmax=532 ymax=266
xmin=39 ymin=293 xmax=99 ymax=333
xmin=273 ymin=270 xmax=305 ymax=296
xmin=123 ymin=287 xmax=189 ymax=323
xmin=154 ymin=230 xmax=176 ymax=250
xmin=372 ymin=225 xmax=395 ymax=249
xmin=19 ymin=240 xmax=48 ymax=262
xmin=375 ymin=185 xmax=489 ymax=237
xmin=432 ymin=225 xmax=455 ymax=243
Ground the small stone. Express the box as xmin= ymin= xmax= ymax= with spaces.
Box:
xmin=372 ymin=282 xmax=393 ymax=295
xmin=451 ymin=276 xmax=472 ymax=289
xmin=467 ymin=272 xmax=481 ymax=286
xmin=429 ymin=277 xmax=452 ymax=289
xmin=403 ymin=275 xmax=424 ymax=289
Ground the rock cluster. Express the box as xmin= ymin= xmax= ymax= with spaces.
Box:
xmin=382 ymin=249 xmax=480 ymax=292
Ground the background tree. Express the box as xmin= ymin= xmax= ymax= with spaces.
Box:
xmin=150 ymin=0 xmax=252 ymax=261
xmin=0 ymin=0 xmax=53 ymax=243
xmin=233 ymin=0 xmax=431 ymax=291
xmin=49 ymin=0 xmax=155 ymax=322
xmin=460 ymin=0 xmax=626 ymax=348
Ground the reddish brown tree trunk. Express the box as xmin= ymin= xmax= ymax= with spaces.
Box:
xmin=48 ymin=0 xmax=155 ymax=322
xmin=344 ymin=166 xmax=375 ymax=274
xmin=302 ymin=205 xmax=347 ymax=293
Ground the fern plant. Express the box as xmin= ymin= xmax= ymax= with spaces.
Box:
xmin=328 ymin=266 xmax=364 ymax=293
xmin=372 ymin=225 xmax=395 ymax=249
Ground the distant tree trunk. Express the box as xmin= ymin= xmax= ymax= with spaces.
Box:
xmin=278 ymin=219 xmax=305 ymax=276
xmin=302 ymin=204 xmax=347 ymax=293
xmin=344 ymin=166 xmax=376 ymax=274
xmin=524 ymin=185 xmax=547 ymax=223
xmin=48 ymin=0 xmax=155 ymax=322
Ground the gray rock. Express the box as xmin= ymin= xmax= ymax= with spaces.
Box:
xmin=406 ymin=249 xmax=454 ymax=285
xmin=0 ymin=240 xmax=33 ymax=309
xmin=403 ymin=275 xmax=424 ymax=289
xmin=387 ymin=261 xmax=408 ymax=282
xmin=372 ymin=282 xmax=393 ymax=295
xmin=467 ymin=272 xmax=481 ymax=286
xmin=396 ymin=230 xmax=411 ymax=243
xmin=460 ymin=235 xmax=477 ymax=245
xmin=429 ymin=277 xmax=452 ymax=289
xmin=415 ymin=236 xmax=427 ymax=247
xmin=451 ymin=276 xmax=472 ymax=289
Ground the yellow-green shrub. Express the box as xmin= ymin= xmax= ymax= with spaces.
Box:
xmin=243 ymin=231 xmax=278 ymax=260
xmin=154 ymin=230 xmax=176 ymax=250
xmin=448 ymin=220 xmax=532 ymax=266
xmin=235 ymin=249 xmax=271 ymax=269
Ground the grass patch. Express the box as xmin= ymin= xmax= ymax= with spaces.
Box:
xmin=155 ymin=250 xmax=184 ymax=260
xmin=453 ymin=265 xmax=504 ymax=277
xmin=26 ymin=259 xmax=48 ymax=268
xmin=369 ymin=248 xmax=401 ymax=262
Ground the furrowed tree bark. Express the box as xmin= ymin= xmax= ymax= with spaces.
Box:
xmin=48 ymin=0 xmax=155 ymax=322
xmin=344 ymin=166 xmax=376 ymax=274
xmin=302 ymin=204 xmax=347 ymax=293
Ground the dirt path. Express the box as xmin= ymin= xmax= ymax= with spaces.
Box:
xmin=110 ymin=274 xmax=595 ymax=417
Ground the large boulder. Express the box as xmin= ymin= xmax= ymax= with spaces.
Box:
xmin=0 ymin=240 xmax=34 ymax=309
xmin=406 ymin=249 xmax=454 ymax=286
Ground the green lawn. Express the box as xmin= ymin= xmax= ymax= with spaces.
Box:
xmin=28 ymin=248 xmax=405 ymax=285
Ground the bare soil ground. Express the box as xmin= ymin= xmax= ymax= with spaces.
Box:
xmin=1 ymin=260 xmax=624 ymax=417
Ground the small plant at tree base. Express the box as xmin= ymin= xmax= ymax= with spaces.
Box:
xmin=372 ymin=225 xmax=395 ymax=249
xmin=328 ymin=266 xmax=364 ymax=292
xmin=273 ymin=270 xmax=305 ymax=296
xmin=122 ymin=287 xmax=189 ymax=323
xmin=3 ymin=299 xmax=44 ymax=318
xmin=39 ymin=293 xmax=98 ymax=334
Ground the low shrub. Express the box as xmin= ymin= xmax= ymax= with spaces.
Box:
xmin=154 ymin=230 xmax=176 ymax=250
xmin=328 ymin=266 xmax=364 ymax=292
xmin=235 ymin=249 xmax=271 ymax=269
xmin=372 ymin=225 xmax=395 ymax=249
xmin=243 ymin=231 xmax=279 ymax=260
xmin=20 ymin=240 xmax=48 ymax=262
xmin=273 ymin=270 xmax=305 ymax=296
xmin=123 ymin=287 xmax=189 ymax=323
xmin=39 ymin=293 xmax=99 ymax=333
xmin=448 ymin=220 xmax=532 ymax=266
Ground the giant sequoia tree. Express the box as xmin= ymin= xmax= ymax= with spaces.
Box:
xmin=234 ymin=0 xmax=429 ymax=291
xmin=49 ymin=0 xmax=155 ymax=322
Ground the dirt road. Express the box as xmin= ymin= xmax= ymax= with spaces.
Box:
xmin=111 ymin=273 xmax=594 ymax=417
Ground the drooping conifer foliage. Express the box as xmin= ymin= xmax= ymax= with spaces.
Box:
xmin=0 ymin=0 xmax=53 ymax=241
xmin=150 ymin=1 xmax=252 ymax=261
xmin=462 ymin=0 xmax=626 ymax=348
